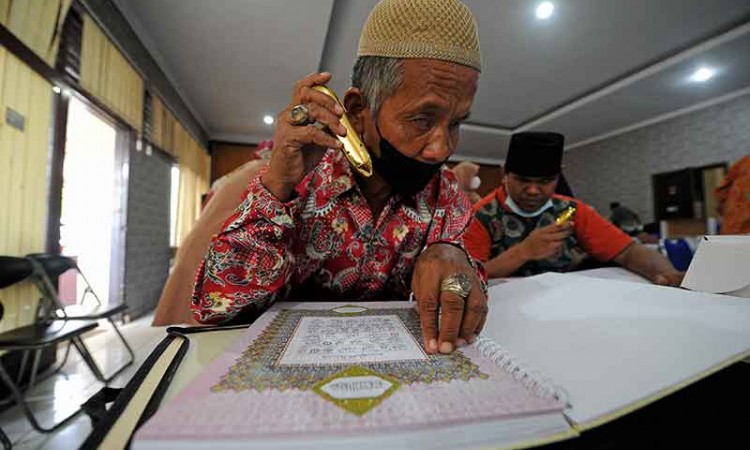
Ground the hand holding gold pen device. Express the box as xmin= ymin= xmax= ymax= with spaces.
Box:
xmin=311 ymin=85 xmax=373 ymax=177
xmin=555 ymin=206 xmax=576 ymax=226
xmin=262 ymin=73 xmax=373 ymax=201
xmin=517 ymin=206 xmax=576 ymax=261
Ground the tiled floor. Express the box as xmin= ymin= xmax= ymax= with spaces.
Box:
xmin=0 ymin=313 xmax=166 ymax=449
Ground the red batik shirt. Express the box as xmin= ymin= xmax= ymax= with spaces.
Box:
xmin=191 ymin=149 xmax=485 ymax=324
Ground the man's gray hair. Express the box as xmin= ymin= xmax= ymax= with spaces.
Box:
xmin=351 ymin=56 xmax=403 ymax=117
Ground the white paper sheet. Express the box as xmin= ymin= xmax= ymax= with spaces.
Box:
xmin=681 ymin=235 xmax=750 ymax=297
xmin=483 ymin=273 xmax=750 ymax=427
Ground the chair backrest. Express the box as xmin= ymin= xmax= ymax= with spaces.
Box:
xmin=26 ymin=253 xmax=77 ymax=279
xmin=0 ymin=255 xmax=66 ymax=324
xmin=26 ymin=253 xmax=103 ymax=309
xmin=0 ymin=256 xmax=35 ymax=324
xmin=0 ymin=256 xmax=34 ymax=289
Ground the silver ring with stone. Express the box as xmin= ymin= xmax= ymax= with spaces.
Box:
xmin=440 ymin=273 xmax=472 ymax=298
xmin=289 ymin=104 xmax=311 ymax=125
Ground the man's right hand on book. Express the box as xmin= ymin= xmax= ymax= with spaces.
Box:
xmin=412 ymin=243 xmax=488 ymax=355
xmin=262 ymin=72 xmax=346 ymax=202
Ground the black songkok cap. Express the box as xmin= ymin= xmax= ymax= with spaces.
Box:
xmin=505 ymin=132 xmax=564 ymax=178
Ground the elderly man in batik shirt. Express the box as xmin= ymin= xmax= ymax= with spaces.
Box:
xmin=192 ymin=0 xmax=488 ymax=355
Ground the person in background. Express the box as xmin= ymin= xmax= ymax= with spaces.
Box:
xmin=608 ymin=201 xmax=659 ymax=244
xmin=192 ymin=0 xmax=488 ymax=355
xmin=464 ymin=131 xmax=684 ymax=285
xmin=715 ymin=154 xmax=750 ymax=234
xmin=609 ymin=201 xmax=643 ymax=235
xmin=451 ymin=161 xmax=483 ymax=203
xmin=152 ymin=140 xmax=273 ymax=326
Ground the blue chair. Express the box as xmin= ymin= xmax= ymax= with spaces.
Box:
xmin=662 ymin=239 xmax=694 ymax=272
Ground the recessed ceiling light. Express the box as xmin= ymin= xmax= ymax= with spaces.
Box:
xmin=52 ymin=85 xmax=61 ymax=94
xmin=689 ymin=67 xmax=716 ymax=83
xmin=263 ymin=114 xmax=274 ymax=125
xmin=536 ymin=2 xmax=554 ymax=20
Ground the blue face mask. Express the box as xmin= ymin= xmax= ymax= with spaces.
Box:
xmin=504 ymin=193 xmax=553 ymax=218
xmin=371 ymin=123 xmax=445 ymax=198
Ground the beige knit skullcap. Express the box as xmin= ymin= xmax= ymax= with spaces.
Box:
xmin=358 ymin=0 xmax=481 ymax=72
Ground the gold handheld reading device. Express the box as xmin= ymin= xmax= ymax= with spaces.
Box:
xmin=555 ymin=206 xmax=576 ymax=226
xmin=311 ymin=85 xmax=373 ymax=177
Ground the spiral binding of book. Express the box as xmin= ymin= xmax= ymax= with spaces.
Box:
xmin=475 ymin=336 xmax=570 ymax=406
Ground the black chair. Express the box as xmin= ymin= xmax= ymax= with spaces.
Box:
xmin=25 ymin=254 xmax=134 ymax=383
xmin=0 ymin=427 xmax=9 ymax=450
xmin=0 ymin=256 xmax=99 ymax=433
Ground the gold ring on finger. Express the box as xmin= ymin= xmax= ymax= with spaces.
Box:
xmin=439 ymin=273 xmax=471 ymax=298
xmin=289 ymin=104 xmax=311 ymax=125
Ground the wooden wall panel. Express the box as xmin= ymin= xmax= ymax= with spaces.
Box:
xmin=475 ymin=163 xmax=503 ymax=197
xmin=174 ymin=123 xmax=210 ymax=246
xmin=210 ymin=143 xmax=258 ymax=183
xmin=0 ymin=49 xmax=53 ymax=331
xmin=80 ymin=14 xmax=143 ymax=131
xmin=151 ymin=94 xmax=177 ymax=155
xmin=1 ymin=0 xmax=67 ymax=66
xmin=446 ymin=161 xmax=504 ymax=199
xmin=662 ymin=219 xmax=707 ymax=239
xmin=702 ymin=166 xmax=727 ymax=219
xmin=0 ymin=1 xmax=9 ymax=24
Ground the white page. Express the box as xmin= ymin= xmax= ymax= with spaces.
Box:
xmin=566 ymin=267 xmax=650 ymax=284
xmin=682 ymin=235 xmax=750 ymax=295
xmin=481 ymin=273 xmax=750 ymax=427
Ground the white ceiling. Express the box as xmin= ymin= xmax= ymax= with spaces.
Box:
xmin=113 ymin=0 xmax=335 ymax=142
xmin=115 ymin=0 xmax=750 ymax=162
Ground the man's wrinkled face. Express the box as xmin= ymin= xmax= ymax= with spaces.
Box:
xmin=361 ymin=59 xmax=479 ymax=163
xmin=505 ymin=173 xmax=559 ymax=212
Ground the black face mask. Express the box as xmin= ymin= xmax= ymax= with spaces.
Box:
xmin=371 ymin=123 xmax=444 ymax=198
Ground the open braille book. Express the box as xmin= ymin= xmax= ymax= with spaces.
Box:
xmin=133 ymin=273 xmax=750 ymax=449
xmin=133 ymin=301 xmax=574 ymax=449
